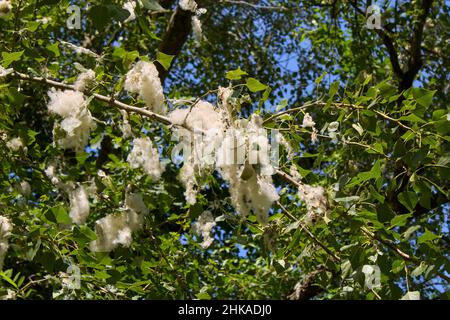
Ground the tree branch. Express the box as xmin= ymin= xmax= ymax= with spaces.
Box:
xmin=12 ymin=72 xmax=173 ymax=125
xmin=278 ymin=201 xmax=341 ymax=263
xmin=219 ymin=0 xmax=294 ymax=11
xmin=155 ymin=5 xmax=195 ymax=83
xmin=400 ymin=0 xmax=434 ymax=91
xmin=361 ymin=226 xmax=450 ymax=283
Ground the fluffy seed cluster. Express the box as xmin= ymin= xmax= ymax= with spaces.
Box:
xmin=45 ymin=164 xmax=61 ymax=185
xmin=216 ymin=115 xmax=279 ymax=224
xmin=60 ymin=41 xmax=100 ymax=59
xmin=169 ymin=101 xmax=224 ymax=204
xmin=47 ymin=89 xmax=95 ymax=153
xmin=124 ymin=61 xmax=166 ymax=115
xmin=73 ymin=69 xmax=95 ymax=92
xmin=192 ymin=211 xmax=216 ymax=248
xmin=123 ymin=1 xmax=136 ymax=23
xmin=169 ymin=93 xmax=279 ymax=224
xmin=179 ymin=0 xmax=197 ymax=12
xmin=297 ymin=183 xmax=328 ymax=224
xmin=302 ymin=113 xmax=315 ymax=128
xmin=0 ymin=65 xmax=13 ymax=78
xmin=6 ymin=137 xmax=25 ymax=151
xmin=0 ymin=0 xmax=12 ymax=18
xmin=191 ymin=16 xmax=203 ymax=45
xmin=127 ymin=137 xmax=164 ymax=180
xmin=302 ymin=112 xmax=318 ymax=144
xmin=119 ymin=110 xmax=132 ymax=138
xmin=0 ymin=216 xmax=12 ymax=270
xmin=68 ymin=185 xmax=90 ymax=224
xmin=90 ymin=193 xmax=147 ymax=252
xmin=18 ymin=181 xmax=31 ymax=197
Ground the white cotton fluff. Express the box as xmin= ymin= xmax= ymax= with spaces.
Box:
xmin=45 ymin=164 xmax=60 ymax=185
xmin=56 ymin=110 xmax=94 ymax=152
xmin=119 ymin=110 xmax=132 ymax=139
xmin=179 ymin=160 xmax=198 ymax=205
xmin=297 ymin=183 xmax=328 ymax=224
xmin=6 ymin=137 xmax=24 ymax=151
xmin=169 ymin=101 xmax=224 ymax=205
xmin=47 ymin=89 xmax=95 ymax=152
xmin=47 ymin=89 xmax=85 ymax=118
xmin=219 ymin=165 xmax=278 ymax=224
xmin=311 ymin=128 xmax=318 ymax=144
xmin=170 ymin=101 xmax=279 ymax=221
xmin=60 ymin=41 xmax=100 ymax=59
xmin=192 ymin=211 xmax=216 ymax=248
xmin=0 ymin=0 xmax=12 ymax=18
xmin=125 ymin=192 xmax=149 ymax=215
xmin=90 ymin=211 xmax=143 ymax=252
xmin=19 ymin=181 xmax=31 ymax=197
xmin=179 ymin=0 xmax=197 ymax=12
xmin=191 ymin=16 xmax=203 ymax=44
xmin=302 ymin=113 xmax=315 ymax=128
xmin=73 ymin=69 xmax=95 ymax=92
xmin=123 ymin=1 xmax=136 ymax=23
xmin=276 ymin=131 xmax=294 ymax=160
xmin=0 ymin=216 xmax=12 ymax=270
xmin=124 ymin=61 xmax=166 ymax=115
xmin=216 ymin=115 xmax=279 ymax=223
xmin=68 ymin=185 xmax=90 ymax=224
xmin=127 ymin=137 xmax=164 ymax=180
xmin=0 ymin=65 xmax=13 ymax=78
xmin=218 ymin=86 xmax=234 ymax=118
xmin=169 ymin=101 xmax=223 ymax=131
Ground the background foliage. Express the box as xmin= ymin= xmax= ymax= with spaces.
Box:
xmin=0 ymin=0 xmax=449 ymax=299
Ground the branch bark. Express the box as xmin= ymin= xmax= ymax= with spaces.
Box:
xmin=155 ymin=5 xmax=195 ymax=83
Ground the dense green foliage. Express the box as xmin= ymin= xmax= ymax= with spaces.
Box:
xmin=0 ymin=0 xmax=449 ymax=300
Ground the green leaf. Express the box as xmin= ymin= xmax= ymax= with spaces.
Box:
xmin=397 ymin=191 xmax=418 ymax=212
xmin=403 ymin=225 xmax=420 ymax=240
xmin=273 ymin=259 xmax=286 ymax=274
xmin=399 ymin=114 xmax=425 ymax=123
xmin=156 ymin=51 xmax=175 ymax=71
xmin=226 ymin=67 xmax=247 ymax=80
xmin=334 ymin=196 xmax=360 ymax=203
xmin=411 ymin=262 xmax=428 ymax=277
xmin=2 ymin=51 xmax=24 ymax=67
xmin=46 ymin=43 xmax=60 ymax=57
xmin=329 ymin=81 xmax=340 ymax=98
xmin=195 ymin=292 xmax=211 ymax=300
xmin=46 ymin=205 xmax=71 ymax=224
xmin=315 ymin=71 xmax=327 ymax=84
xmin=275 ymin=99 xmax=288 ymax=111
xmin=141 ymin=0 xmax=166 ymax=11
xmin=390 ymin=213 xmax=412 ymax=227
xmin=417 ymin=229 xmax=439 ymax=244
xmin=400 ymin=291 xmax=420 ymax=300
xmin=73 ymin=225 xmax=97 ymax=246
xmin=0 ymin=270 xmax=18 ymax=288
xmin=346 ymin=160 xmax=382 ymax=188
xmin=246 ymin=77 xmax=267 ymax=92
xmin=352 ymin=123 xmax=364 ymax=136
xmin=391 ymin=260 xmax=404 ymax=273
xmin=411 ymin=88 xmax=435 ymax=108
xmin=89 ymin=5 xmax=129 ymax=30
xmin=260 ymin=86 xmax=272 ymax=105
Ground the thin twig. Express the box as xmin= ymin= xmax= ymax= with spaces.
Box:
xmin=278 ymin=201 xmax=341 ymax=263
xmin=361 ymin=226 xmax=450 ymax=283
